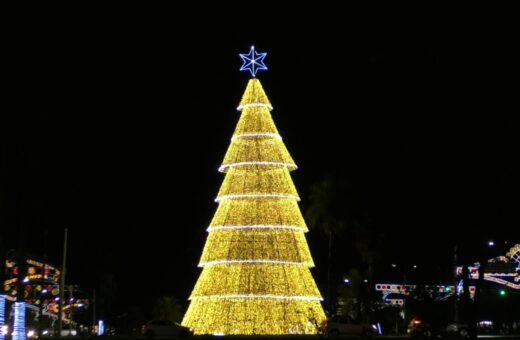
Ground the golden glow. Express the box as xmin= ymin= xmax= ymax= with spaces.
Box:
xmin=207 ymin=225 xmax=304 ymax=231
xmin=190 ymin=264 xmax=321 ymax=297
xmin=221 ymin=81 xmax=297 ymax=173
xmin=182 ymin=78 xmax=325 ymax=334
xmin=217 ymin=167 xmax=298 ymax=199
xmin=216 ymin=193 xmax=300 ymax=202
xmin=199 ymin=229 xmax=314 ymax=265
xmin=183 ymin=299 xmax=325 ymax=335
xmin=237 ymin=79 xmax=272 ymax=111
xmin=190 ymin=295 xmax=321 ymax=301
xmin=220 ymin=137 xmax=296 ymax=172
xmin=209 ymin=198 xmax=307 ymax=229
xmin=233 ymin=107 xmax=279 ymax=135
xmin=232 ymin=133 xmax=282 ymax=141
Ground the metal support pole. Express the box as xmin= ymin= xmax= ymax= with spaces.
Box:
xmin=57 ymin=229 xmax=68 ymax=337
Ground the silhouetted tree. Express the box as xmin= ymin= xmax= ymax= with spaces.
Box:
xmin=306 ymin=177 xmax=351 ymax=312
xmin=306 ymin=176 xmax=382 ymax=315
xmin=153 ymin=296 xmax=182 ymax=323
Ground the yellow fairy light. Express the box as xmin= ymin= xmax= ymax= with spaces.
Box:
xmin=199 ymin=229 xmax=314 ymax=266
xmin=182 ymin=78 xmax=326 ymax=335
xmin=210 ymin=197 xmax=307 ymax=229
xmin=183 ymin=299 xmax=325 ymax=335
xmin=190 ymin=264 xmax=321 ymax=297
xmin=217 ymin=167 xmax=298 ymax=200
xmin=236 ymin=79 xmax=272 ymax=110
xmin=220 ymin=137 xmax=296 ymax=172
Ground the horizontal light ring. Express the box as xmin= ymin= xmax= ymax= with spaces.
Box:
xmin=219 ymin=161 xmax=297 ymax=172
xmin=231 ymin=133 xmax=282 ymax=141
xmin=190 ymin=295 xmax=322 ymax=301
xmin=207 ymin=225 xmax=307 ymax=232
xmin=199 ymin=259 xmax=311 ymax=267
xmin=237 ymin=103 xmax=273 ymax=111
xmin=215 ymin=194 xmax=300 ymax=202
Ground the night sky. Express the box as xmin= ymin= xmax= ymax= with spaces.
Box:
xmin=1 ymin=11 xmax=518 ymax=318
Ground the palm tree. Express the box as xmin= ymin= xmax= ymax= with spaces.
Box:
xmin=306 ymin=177 xmax=352 ymax=312
xmin=306 ymin=176 xmax=382 ymax=316
xmin=306 ymin=177 xmax=350 ymax=236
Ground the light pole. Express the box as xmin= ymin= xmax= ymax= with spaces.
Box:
xmin=58 ymin=228 xmax=67 ymax=337
xmin=67 ymin=284 xmax=79 ymax=336
xmin=391 ymin=263 xmax=417 ymax=334
xmin=0 ymin=236 xmax=5 ymax=340
xmin=453 ymin=244 xmax=459 ymax=323
xmin=68 ymin=285 xmax=73 ymax=336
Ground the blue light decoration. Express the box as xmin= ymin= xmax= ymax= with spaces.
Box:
xmin=0 ymin=295 xmax=6 ymax=340
xmin=97 ymin=320 xmax=104 ymax=336
xmin=239 ymin=46 xmax=267 ymax=77
xmin=13 ymin=302 xmax=26 ymax=340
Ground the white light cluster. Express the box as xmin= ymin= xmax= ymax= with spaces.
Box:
xmin=237 ymin=103 xmax=273 ymax=111
xmin=219 ymin=161 xmax=297 ymax=172
xmin=215 ymin=194 xmax=300 ymax=202
xmin=13 ymin=302 xmax=26 ymax=340
xmin=231 ymin=133 xmax=282 ymax=141
xmin=0 ymin=295 xmax=5 ymax=340
xmin=484 ymin=272 xmax=518 ymax=277
xmin=190 ymin=295 xmax=322 ymax=301
xmin=199 ymin=259 xmax=309 ymax=267
xmin=484 ymin=276 xmax=520 ymax=290
xmin=207 ymin=225 xmax=306 ymax=232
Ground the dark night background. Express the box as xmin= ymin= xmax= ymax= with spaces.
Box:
xmin=1 ymin=9 xmax=518 ymax=322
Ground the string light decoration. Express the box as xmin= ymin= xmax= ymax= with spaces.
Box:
xmin=239 ymin=46 xmax=268 ymax=77
xmin=0 ymin=295 xmax=6 ymax=340
xmin=506 ymin=244 xmax=520 ymax=264
xmin=13 ymin=302 xmax=26 ymax=340
xmin=182 ymin=53 xmax=326 ymax=334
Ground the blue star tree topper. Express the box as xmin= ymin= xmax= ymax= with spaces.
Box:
xmin=239 ymin=45 xmax=268 ymax=77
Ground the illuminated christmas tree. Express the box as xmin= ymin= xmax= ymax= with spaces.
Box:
xmin=182 ymin=46 xmax=326 ymax=335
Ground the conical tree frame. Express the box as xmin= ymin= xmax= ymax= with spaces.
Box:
xmin=182 ymin=79 xmax=326 ymax=335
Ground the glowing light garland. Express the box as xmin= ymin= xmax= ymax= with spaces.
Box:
xmin=217 ymin=166 xmax=299 ymax=200
xmin=215 ymin=193 xmax=300 ymax=202
xmin=210 ymin=198 xmax=307 ymax=227
xmin=190 ymin=295 xmax=322 ymax=301
xmin=485 ymin=276 xmax=520 ymax=289
xmin=207 ymin=225 xmax=307 ymax=232
xmin=0 ymin=295 xmax=5 ymax=340
xmin=237 ymin=103 xmax=273 ymax=110
xmin=221 ymin=136 xmax=296 ymax=172
xmin=199 ymin=259 xmax=310 ymax=267
xmin=182 ymin=74 xmax=325 ymax=334
xmin=13 ymin=302 xmax=26 ymax=340
xmin=231 ymin=133 xmax=282 ymax=141
xmin=507 ymin=244 xmax=520 ymax=264
xmin=219 ymin=162 xmax=297 ymax=172
xmin=199 ymin=229 xmax=315 ymax=265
